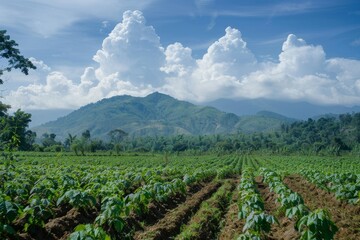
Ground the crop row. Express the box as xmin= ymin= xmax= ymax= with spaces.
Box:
xmin=0 ymin=155 xmax=244 ymax=239
xmin=260 ymin=168 xmax=338 ymax=239
xmin=237 ymin=168 xmax=277 ymax=239
xmin=300 ymin=170 xmax=360 ymax=204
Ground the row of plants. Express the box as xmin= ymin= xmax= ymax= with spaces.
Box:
xmin=256 ymin=155 xmax=360 ymax=174
xmin=174 ymin=179 xmax=234 ymax=239
xmin=300 ymin=170 xmax=360 ymax=204
xmin=237 ymin=168 xmax=277 ymax=239
xmin=260 ymin=168 xmax=338 ymax=240
xmin=2 ymin=154 xmax=241 ymax=239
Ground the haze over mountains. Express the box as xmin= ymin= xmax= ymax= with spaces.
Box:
xmin=29 ymin=93 xmax=360 ymax=129
xmin=205 ymin=99 xmax=360 ymax=120
xmin=32 ymin=92 xmax=297 ymax=140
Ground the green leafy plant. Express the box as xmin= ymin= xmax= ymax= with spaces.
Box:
xmin=0 ymin=197 xmax=20 ymax=236
xmin=237 ymin=231 xmax=261 ymax=240
xmin=57 ymin=190 xmax=96 ymax=210
xmin=22 ymin=198 xmax=53 ymax=231
xmin=95 ymin=196 xmax=129 ymax=233
xmin=68 ymin=224 xmax=110 ymax=240
xmin=285 ymin=204 xmax=309 ymax=219
xmin=243 ymin=211 xmax=277 ymax=234
xmin=297 ymin=209 xmax=338 ymax=240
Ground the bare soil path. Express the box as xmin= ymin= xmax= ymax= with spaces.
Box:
xmin=134 ymin=181 xmax=221 ymax=240
xmin=255 ymin=177 xmax=299 ymax=240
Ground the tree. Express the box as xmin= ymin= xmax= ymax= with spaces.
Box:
xmin=0 ymin=109 xmax=32 ymax=151
xmin=64 ymin=133 xmax=77 ymax=150
xmin=0 ymin=30 xmax=36 ymax=152
xmin=0 ymin=30 xmax=36 ymax=84
xmin=108 ymin=129 xmax=128 ymax=144
xmin=41 ymin=133 xmax=60 ymax=148
xmin=82 ymin=130 xmax=91 ymax=141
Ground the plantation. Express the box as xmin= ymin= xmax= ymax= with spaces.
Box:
xmin=0 ymin=153 xmax=359 ymax=239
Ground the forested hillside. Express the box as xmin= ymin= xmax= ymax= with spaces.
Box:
xmin=32 ymin=92 xmax=293 ymax=140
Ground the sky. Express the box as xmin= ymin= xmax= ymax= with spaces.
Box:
xmin=1 ymin=0 xmax=360 ymax=110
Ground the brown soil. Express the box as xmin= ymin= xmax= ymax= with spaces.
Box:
xmin=47 ymin=208 xmax=98 ymax=240
xmin=15 ymin=207 xmax=97 ymax=240
xmin=217 ymin=180 xmax=245 ymax=240
xmin=284 ymin=175 xmax=360 ymax=240
xmin=134 ymin=181 xmax=221 ymax=240
xmin=175 ymin=179 xmax=237 ymax=240
xmin=255 ymin=177 xmax=300 ymax=240
xmin=135 ymin=182 xmax=205 ymax=226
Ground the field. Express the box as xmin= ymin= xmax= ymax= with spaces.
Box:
xmin=1 ymin=153 xmax=359 ymax=239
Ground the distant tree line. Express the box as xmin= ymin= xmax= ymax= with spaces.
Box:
xmin=4 ymin=112 xmax=360 ymax=157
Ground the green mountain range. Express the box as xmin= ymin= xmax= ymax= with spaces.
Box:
xmin=32 ymin=92 xmax=295 ymax=140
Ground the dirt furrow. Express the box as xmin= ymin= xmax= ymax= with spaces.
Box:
xmin=284 ymin=175 xmax=360 ymax=240
xmin=134 ymin=181 xmax=221 ymax=240
xmin=174 ymin=179 xmax=236 ymax=240
xmin=255 ymin=177 xmax=299 ymax=240
xmin=217 ymin=180 xmax=244 ymax=240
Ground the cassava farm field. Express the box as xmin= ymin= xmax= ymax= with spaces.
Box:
xmin=0 ymin=153 xmax=359 ymax=239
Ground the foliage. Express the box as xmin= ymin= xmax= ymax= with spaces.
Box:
xmin=22 ymin=198 xmax=53 ymax=231
xmin=57 ymin=190 xmax=96 ymax=210
xmin=237 ymin=168 xmax=277 ymax=237
xmin=301 ymin=170 xmax=360 ymax=204
xmin=95 ymin=196 xmax=129 ymax=234
xmin=0 ymin=110 xmax=32 ymax=151
xmin=0 ymin=30 xmax=36 ymax=84
xmin=297 ymin=209 xmax=338 ymax=240
xmin=0 ymin=197 xmax=19 ymax=236
xmin=68 ymin=224 xmax=111 ymax=240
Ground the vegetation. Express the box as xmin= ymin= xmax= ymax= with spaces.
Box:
xmin=0 ymin=30 xmax=36 ymax=85
xmin=32 ymin=92 xmax=292 ymax=140
xmin=0 ymin=33 xmax=359 ymax=239
xmin=0 ymin=153 xmax=358 ymax=239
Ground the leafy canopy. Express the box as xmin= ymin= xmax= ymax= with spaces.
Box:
xmin=0 ymin=30 xmax=36 ymax=84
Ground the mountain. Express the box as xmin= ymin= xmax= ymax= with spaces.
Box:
xmin=205 ymin=98 xmax=360 ymax=120
xmin=32 ymin=93 xmax=294 ymax=141
xmin=27 ymin=109 xmax=73 ymax=127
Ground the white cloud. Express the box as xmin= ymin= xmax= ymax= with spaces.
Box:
xmin=5 ymin=10 xmax=159 ymax=109
xmin=5 ymin=10 xmax=360 ymax=110
xmin=93 ymin=10 xmax=165 ymax=87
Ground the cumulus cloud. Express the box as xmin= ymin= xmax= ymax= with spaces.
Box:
xmin=93 ymin=10 xmax=165 ymax=87
xmin=5 ymin=10 xmax=360 ymax=109
xmin=6 ymin=10 xmax=158 ymax=109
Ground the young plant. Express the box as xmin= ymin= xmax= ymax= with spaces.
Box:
xmin=57 ymin=189 xmax=96 ymax=210
xmin=297 ymin=209 xmax=338 ymax=240
xmin=22 ymin=198 xmax=53 ymax=231
xmin=0 ymin=198 xmax=19 ymax=236
xmin=68 ymin=224 xmax=110 ymax=240
xmin=243 ymin=211 xmax=278 ymax=234
xmin=95 ymin=196 xmax=129 ymax=234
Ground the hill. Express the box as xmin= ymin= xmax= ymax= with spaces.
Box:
xmin=32 ymin=92 xmax=294 ymax=140
xmin=206 ymin=98 xmax=360 ymax=120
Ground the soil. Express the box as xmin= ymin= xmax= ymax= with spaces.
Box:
xmin=134 ymin=181 xmax=221 ymax=240
xmin=13 ymin=182 xmax=208 ymax=240
xmin=255 ymin=177 xmax=300 ymax=240
xmin=217 ymin=180 xmax=245 ymax=240
xmin=47 ymin=207 xmax=98 ymax=240
xmin=15 ymin=207 xmax=97 ymax=240
xmin=135 ymin=183 xmax=202 ymax=226
xmin=175 ymin=179 xmax=236 ymax=240
xmin=284 ymin=175 xmax=360 ymax=240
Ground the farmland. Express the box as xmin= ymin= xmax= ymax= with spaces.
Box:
xmin=1 ymin=153 xmax=359 ymax=239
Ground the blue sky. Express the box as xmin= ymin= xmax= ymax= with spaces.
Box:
xmin=1 ymin=0 xmax=360 ymax=109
